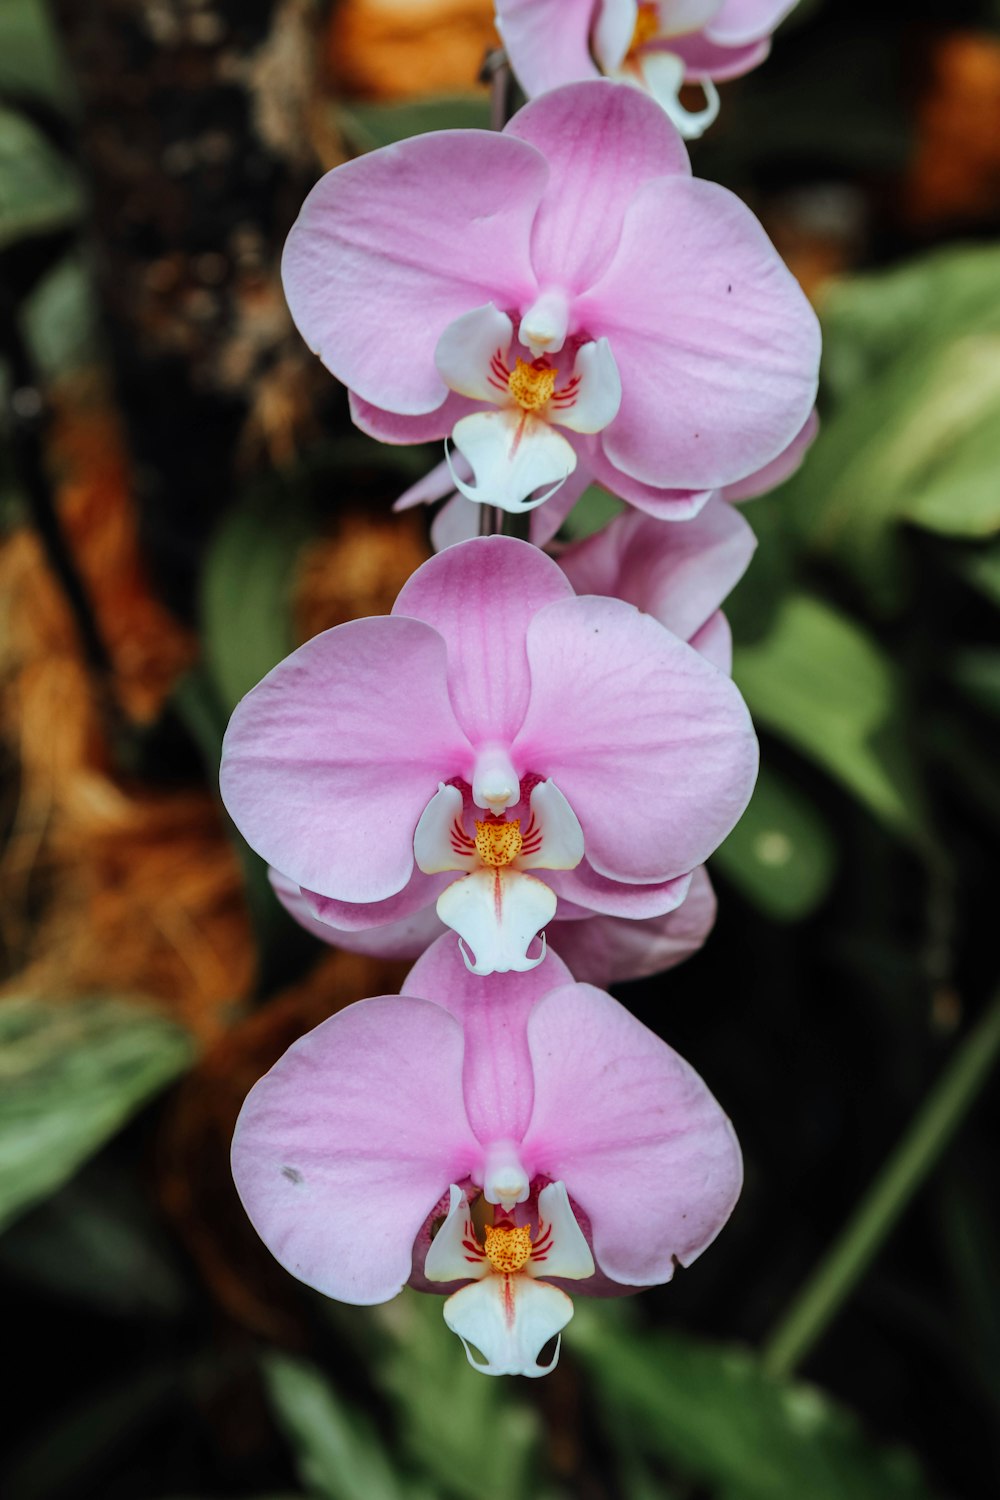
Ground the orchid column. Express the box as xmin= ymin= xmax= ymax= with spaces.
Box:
xmin=222 ymin=66 xmax=820 ymax=1374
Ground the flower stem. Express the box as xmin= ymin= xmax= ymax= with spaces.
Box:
xmin=760 ymin=987 xmax=1000 ymax=1379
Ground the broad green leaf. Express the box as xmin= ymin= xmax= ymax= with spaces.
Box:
xmin=22 ymin=252 xmax=99 ymax=377
xmin=201 ymin=490 xmax=312 ymax=714
xmin=376 ymin=1290 xmax=541 ymax=1500
xmin=337 ymin=96 xmax=491 ymax=152
xmin=569 ymin=1308 xmax=936 ymax=1500
xmin=0 ymin=994 xmax=195 ymax=1234
xmin=733 ymin=593 xmax=929 ymax=846
xmin=0 ymin=0 xmax=74 ymax=109
xmin=261 ymin=1353 xmax=431 ymax=1500
xmin=781 ymin=247 xmax=1000 ymax=604
xmin=713 ymin=763 xmax=836 ymax=920
xmin=0 ymin=104 xmax=82 ymax=249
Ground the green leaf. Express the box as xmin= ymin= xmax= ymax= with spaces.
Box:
xmin=733 ymin=593 xmax=930 ymax=847
xmin=0 ymin=0 xmax=74 ymax=110
xmin=781 ymin=247 xmax=1000 ymax=605
xmin=261 ymin=1353 xmax=431 ymax=1500
xmin=569 ymin=1309 xmax=937 ymax=1500
xmin=0 ymin=104 xmax=82 ymax=249
xmin=956 ymin=539 xmax=1000 ymax=608
xmin=21 ymin=252 xmax=99 ymax=377
xmin=558 ymin=484 xmax=624 ymax=542
xmin=376 ymin=1291 xmax=542 ymax=1499
xmin=337 ymin=96 xmax=491 ymax=152
xmin=952 ymin=649 xmax=1000 ymax=719
xmin=0 ymin=995 xmax=195 ymax=1234
xmin=201 ymin=489 xmax=312 ymax=714
xmin=713 ymin=763 xmax=837 ymax=920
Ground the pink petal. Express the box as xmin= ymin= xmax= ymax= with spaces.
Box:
xmin=550 ymin=866 xmax=716 ymax=984
xmin=220 ymin=617 xmax=471 ymax=903
xmin=393 ymin=537 xmax=573 ymax=745
xmin=520 ymin=984 xmax=742 ymax=1284
xmin=231 ymin=996 xmax=480 ymax=1303
xmin=506 ymin=81 xmax=690 ymax=293
xmin=688 ymin=610 xmax=732 ymax=673
xmin=268 ymin=866 xmax=450 ymax=960
xmin=282 ymin=132 xmax=546 ymax=414
xmin=548 ymin=861 xmax=692 ymax=918
xmin=513 ymin=595 xmax=758 ymax=882
xmin=403 ymin=934 xmax=573 ymax=1149
xmin=495 ymin=0 xmax=600 ymax=100
xmin=586 ymin=436 xmax=713 ymax=518
xmin=663 ymin=32 xmax=770 ymax=80
xmin=576 ymin=176 xmax=820 ymax=490
xmin=723 ymin=407 xmax=818 ymax=502
xmin=706 ymin=0 xmax=798 ymax=46
xmin=557 ymin=497 xmax=755 ymax=642
xmin=350 ymin=389 xmax=471 ymax=445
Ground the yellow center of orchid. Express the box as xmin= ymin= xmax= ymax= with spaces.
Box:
xmin=508 ymin=358 xmax=557 ymax=413
xmin=483 ymin=1223 xmax=534 ymax=1274
xmin=474 ymin=817 xmax=523 ymax=867
xmin=628 ymin=1 xmax=661 ymax=55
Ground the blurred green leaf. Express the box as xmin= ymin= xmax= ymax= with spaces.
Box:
xmin=558 ymin=484 xmax=624 ymax=542
xmin=201 ymin=489 xmax=312 ymax=714
xmin=21 ymin=251 xmax=98 ymax=377
xmin=713 ymin=762 xmax=837 ymax=920
xmin=956 ymin=539 xmax=1000 ymax=608
xmin=733 ymin=592 xmax=930 ymax=847
xmin=782 ymin=246 xmax=1000 ymax=604
xmin=0 ymin=0 xmax=74 ymax=109
xmin=376 ymin=1291 xmax=542 ymax=1500
xmin=261 ymin=1353 xmax=431 ymax=1500
xmin=569 ymin=1309 xmax=936 ymax=1500
xmin=337 ymin=96 xmax=491 ymax=152
xmin=952 ymin=649 xmax=1000 ymax=718
xmin=0 ymin=995 xmax=195 ymax=1234
xmin=0 ymin=103 xmax=82 ymax=249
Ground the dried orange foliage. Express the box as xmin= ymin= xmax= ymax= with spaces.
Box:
xmin=327 ymin=0 xmax=495 ymax=100
xmin=904 ymin=32 xmax=1000 ymax=229
xmin=294 ymin=506 xmax=430 ymax=642
xmin=0 ymin=385 xmax=254 ymax=1039
xmin=158 ymin=945 xmax=412 ymax=1336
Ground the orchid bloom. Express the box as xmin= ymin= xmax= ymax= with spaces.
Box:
xmin=282 ymin=81 xmax=819 ymax=520
xmin=220 ymin=535 xmax=758 ymax=978
xmin=496 ymin=0 xmax=799 ymax=139
xmin=231 ymin=937 xmax=742 ymax=1376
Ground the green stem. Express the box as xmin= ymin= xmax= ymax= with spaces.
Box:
xmin=761 ymin=987 xmax=1000 ymax=1379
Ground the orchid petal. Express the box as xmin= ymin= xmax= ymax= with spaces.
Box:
xmin=438 ymin=868 xmax=556 ymax=976
xmin=495 ymin=0 xmax=600 ymax=101
xmin=557 ymin=497 xmax=755 ymax=643
xmin=506 ymin=81 xmax=690 ymax=291
xmin=651 ymin=29 xmax=769 ymax=81
xmin=282 ymin=131 xmax=546 ymax=414
xmin=592 ymin=0 xmax=639 ymax=72
xmin=449 ymin=410 xmax=577 ymax=514
xmin=424 ymin=1185 xmax=489 ymax=1283
xmin=435 ymin=304 xmax=513 ymax=405
xmin=231 ymin=997 xmax=479 ymax=1304
xmin=689 ymin=610 xmax=732 ymax=673
xmin=549 ymin=339 xmax=622 ymax=435
xmin=658 ymin=0 xmax=724 ymax=37
xmin=349 ymin=389 xmax=470 ymax=445
xmin=517 ymin=780 xmax=585 ymax=871
xmin=706 ymin=0 xmax=798 ymax=47
xmin=549 ymin=866 xmax=717 ymax=984
xmin=443 ymin=1272 xmax=574 ymax=1377
xmin=269 ymin=866 xmax=447 ymax=957
xmin=394 ymin=536 xmax=572 ymax=746
xmin=529 ymin=1181 xmax=595 ymax=1280
xmin=513 ymin=595 xmax=758 ymax=882
xmin=220 ymin=617 xmax=471 ymax=902
xmin=548 ymin=862 xmax=692 ymax=918
xmin=414 ymin=784 xmax=478 ymax=874
xmin=576 ymin=175 xmax=820 ymax=490
xmin=723 ymin=407 xmax=818 ymax=502
xmin=521 ymin=984 xmax=743 ymax=1285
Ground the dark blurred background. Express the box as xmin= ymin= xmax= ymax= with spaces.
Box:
xmin=1 ymin=1 xmax=999 ymax=1496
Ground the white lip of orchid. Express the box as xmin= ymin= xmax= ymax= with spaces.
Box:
xmin=434 ymin=303 xmax=622 ymax=514
xmin=413 ymin=778 xmax=585 ymax=976
xmin=424 ymin=1182 xmax=596 ymax=1378
xmin=592 ymin=0 xmax=722 ymax=139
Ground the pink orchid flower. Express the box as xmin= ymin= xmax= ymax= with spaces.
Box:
xmin=497 ymin=0 xmax=799 ymax=139
xmin=220 ymin=534 xmax=758 ymax=978
xmin=231 ymin=937 xmax=742 ymax=1376
xmin=282 ymin=81 xmax=819 ymax=521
